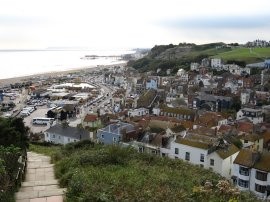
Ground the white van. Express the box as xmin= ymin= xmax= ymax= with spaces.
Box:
xmin=23 ymin=107 xmax=35 ymax=113
xmin=20 ymin=111 xmax=31 ymax=117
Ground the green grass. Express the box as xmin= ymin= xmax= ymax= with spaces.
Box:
xmin=29 ymin=143 xmax=61 ymax=157
xmin=212 ymin=47 xmax=270 ymax=64
xmin=29 ymin=141 xmax=261 ymax=202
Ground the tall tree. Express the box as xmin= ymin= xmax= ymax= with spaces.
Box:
xmin=0 ymin=117 xmax=29 ymax=149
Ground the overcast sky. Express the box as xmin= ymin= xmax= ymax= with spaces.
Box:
xmin=1 ymin=0 xmax=270 ymax=49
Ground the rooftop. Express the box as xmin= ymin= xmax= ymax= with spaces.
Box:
xmin=175 ymin=137 xmax=210 ymax=150
xmin=45 ymin=124 xmax=89 ymax=140
xmin=239 ymin=134 xmax=262 ymax=142
xmin=215 ymin=144 xmax=239 ymax=159
xmin=84 ymin=114 xmax=99 ymax=122
xmin=234 ymin=149 xmax=270 ymax=172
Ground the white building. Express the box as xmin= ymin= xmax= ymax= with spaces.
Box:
xmin=211 ymin=58 xmax=222 ymax=68
xmin=237 ymin=108 xmax=264 ymax=124
xmin=177 ymin=69 xmax=189 ymax=82
xmin=238 ymin=134 xmax=264 ymax=152
xmin=224 ymin=64 xmax=250 ymax=76
xmin=162 ymin=135 xmax=239 ymax=179
xmin=190 ymin=63 xmax=200 ymax=71
xmin=233 ymin=149 xmax=270 ymax=199
xmin=152 ymin=107 xmax=160 ymax=116
xmin=44 ymin=124 xmax=90 ymax=145
xmin=128 ymin=108 xmax=149 ymax=117
xmin=241 ymin=92 xmax=251 ymax=105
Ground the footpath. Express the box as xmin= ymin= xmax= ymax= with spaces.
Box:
xmin=16 ymin=152 xmax=66 ymax=202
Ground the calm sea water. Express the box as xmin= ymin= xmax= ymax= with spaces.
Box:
xmin=0 ymin=50 xmax=132 ymax=79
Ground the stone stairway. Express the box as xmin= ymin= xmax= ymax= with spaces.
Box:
xmin=16 ymin=152 xmax=66 ymax=202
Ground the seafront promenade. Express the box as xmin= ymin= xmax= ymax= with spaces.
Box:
xmin=16 ymin=152 xmax=66 ymax=202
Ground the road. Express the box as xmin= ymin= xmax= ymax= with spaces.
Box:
xmin=23 ymin=106 xmax=51 ymax=134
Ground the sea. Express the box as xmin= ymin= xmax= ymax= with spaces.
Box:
xmin=0 ymin=49 xmax=133 ymax=80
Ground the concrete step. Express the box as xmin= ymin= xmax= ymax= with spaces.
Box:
xmin=16 ymin=195 xmax=64 ymax=202
xmin=16 ymin=188 xmax=66 ymax=200
xmin=22 ymin=180 xmax=59 ymax=187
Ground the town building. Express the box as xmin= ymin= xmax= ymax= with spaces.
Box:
xmin=237 ymin=108 xmax=264 ymax=124
xmin=211 ymin=58 xmax=222 ymax=69
xmin=162 ymin=134 xmax=239 ymax=179
xmin=233 ymin=149 xmax=270 ymax=198
xmin=96 ymin=121 xmax=136 ymax=145
xmin=146 ymin=79 xmax=158 ymax=90
xmin=44 ymin=124 xmax=90 ymax=144
xmin=192 ymin=93 xmax=231 ymax=112
xmin=128 ymin=108 xmax=149 ymax=117
xmin=159 ymin=106 xmax=195 ymax=121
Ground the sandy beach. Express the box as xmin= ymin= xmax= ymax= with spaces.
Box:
xmin=0 ymin=61 xmax=127 ymax=86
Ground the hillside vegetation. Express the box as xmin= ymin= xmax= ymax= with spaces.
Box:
xmin=0 ymin=117 xmax=29 ymax=202
xmin=129 ymin=43 xmax=270 ymax=74
xmin=30 ymin=141 xmax=260 ymax=202
xmin=212 ymin=47 xmax=270 ymax=64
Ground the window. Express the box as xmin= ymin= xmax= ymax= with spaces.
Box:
xmin=238 ymin=179 xmax=249 ymax=188
xmin=255 ymin=184 xmax=266 ymax=193
xmin=200 ymin=154 xmax=204 ymax=162
xmin=175 ymin=148 xmax=179 ymax=155
xmin=52 ymin=135 xmax=55 ymax=138
xmin=256 ymin=171 xmax=267 ymax=181
xmin=101 ymin=134 xmax=104 ymax=139
xmin=68 ymin=138 xmax=70 ymax=142
xmin=210 ymin=159 xmax=214 ymax=166
xmin=58 ymin=136 xmax=61 ymax=139
xmin=113 ymin=137 xmax=117 ymax=143
xmin=152 ymin=150 xmax=157 ymax=155
xmin=185 ymin=152 xmax=190 ymax=161
xmin=46 ymin=134 xmax=48 ymax=137
xmin=239 ymin=166 xmax=249 ymax=176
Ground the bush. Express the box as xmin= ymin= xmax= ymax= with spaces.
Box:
xmin=30 ymin=142 xmax=262 ymax=202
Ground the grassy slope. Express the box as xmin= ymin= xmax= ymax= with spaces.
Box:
xmin=212 ymin=47 xmax=270 ymax=64
xmin=132 ymin=45 xmax=270 ymax=73
xmin=30 ymin=143 xmax=260 ymax=202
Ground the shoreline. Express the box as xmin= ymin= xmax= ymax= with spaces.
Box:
xmin=0 ymin=61 xmax=127 ymax=86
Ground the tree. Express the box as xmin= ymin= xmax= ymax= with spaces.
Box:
xmin=0 ymin=117 xmax=29 ymax=149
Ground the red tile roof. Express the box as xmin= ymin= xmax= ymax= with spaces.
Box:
xmin=218 ymin=125 xmax=231 ymax=133
xmin=237 ymin=122 xmax=253 ymax=133
xmin=84 ymin=114 xmax=99 ymax=122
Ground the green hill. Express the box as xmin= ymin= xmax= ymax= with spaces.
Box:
xmin=30 ymin=142 xmax=260 ymax=202
xmin=129 ymin=43 xmax=270 ymax=74
xmin=212 ymin=47 xmax=270 ymax=64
